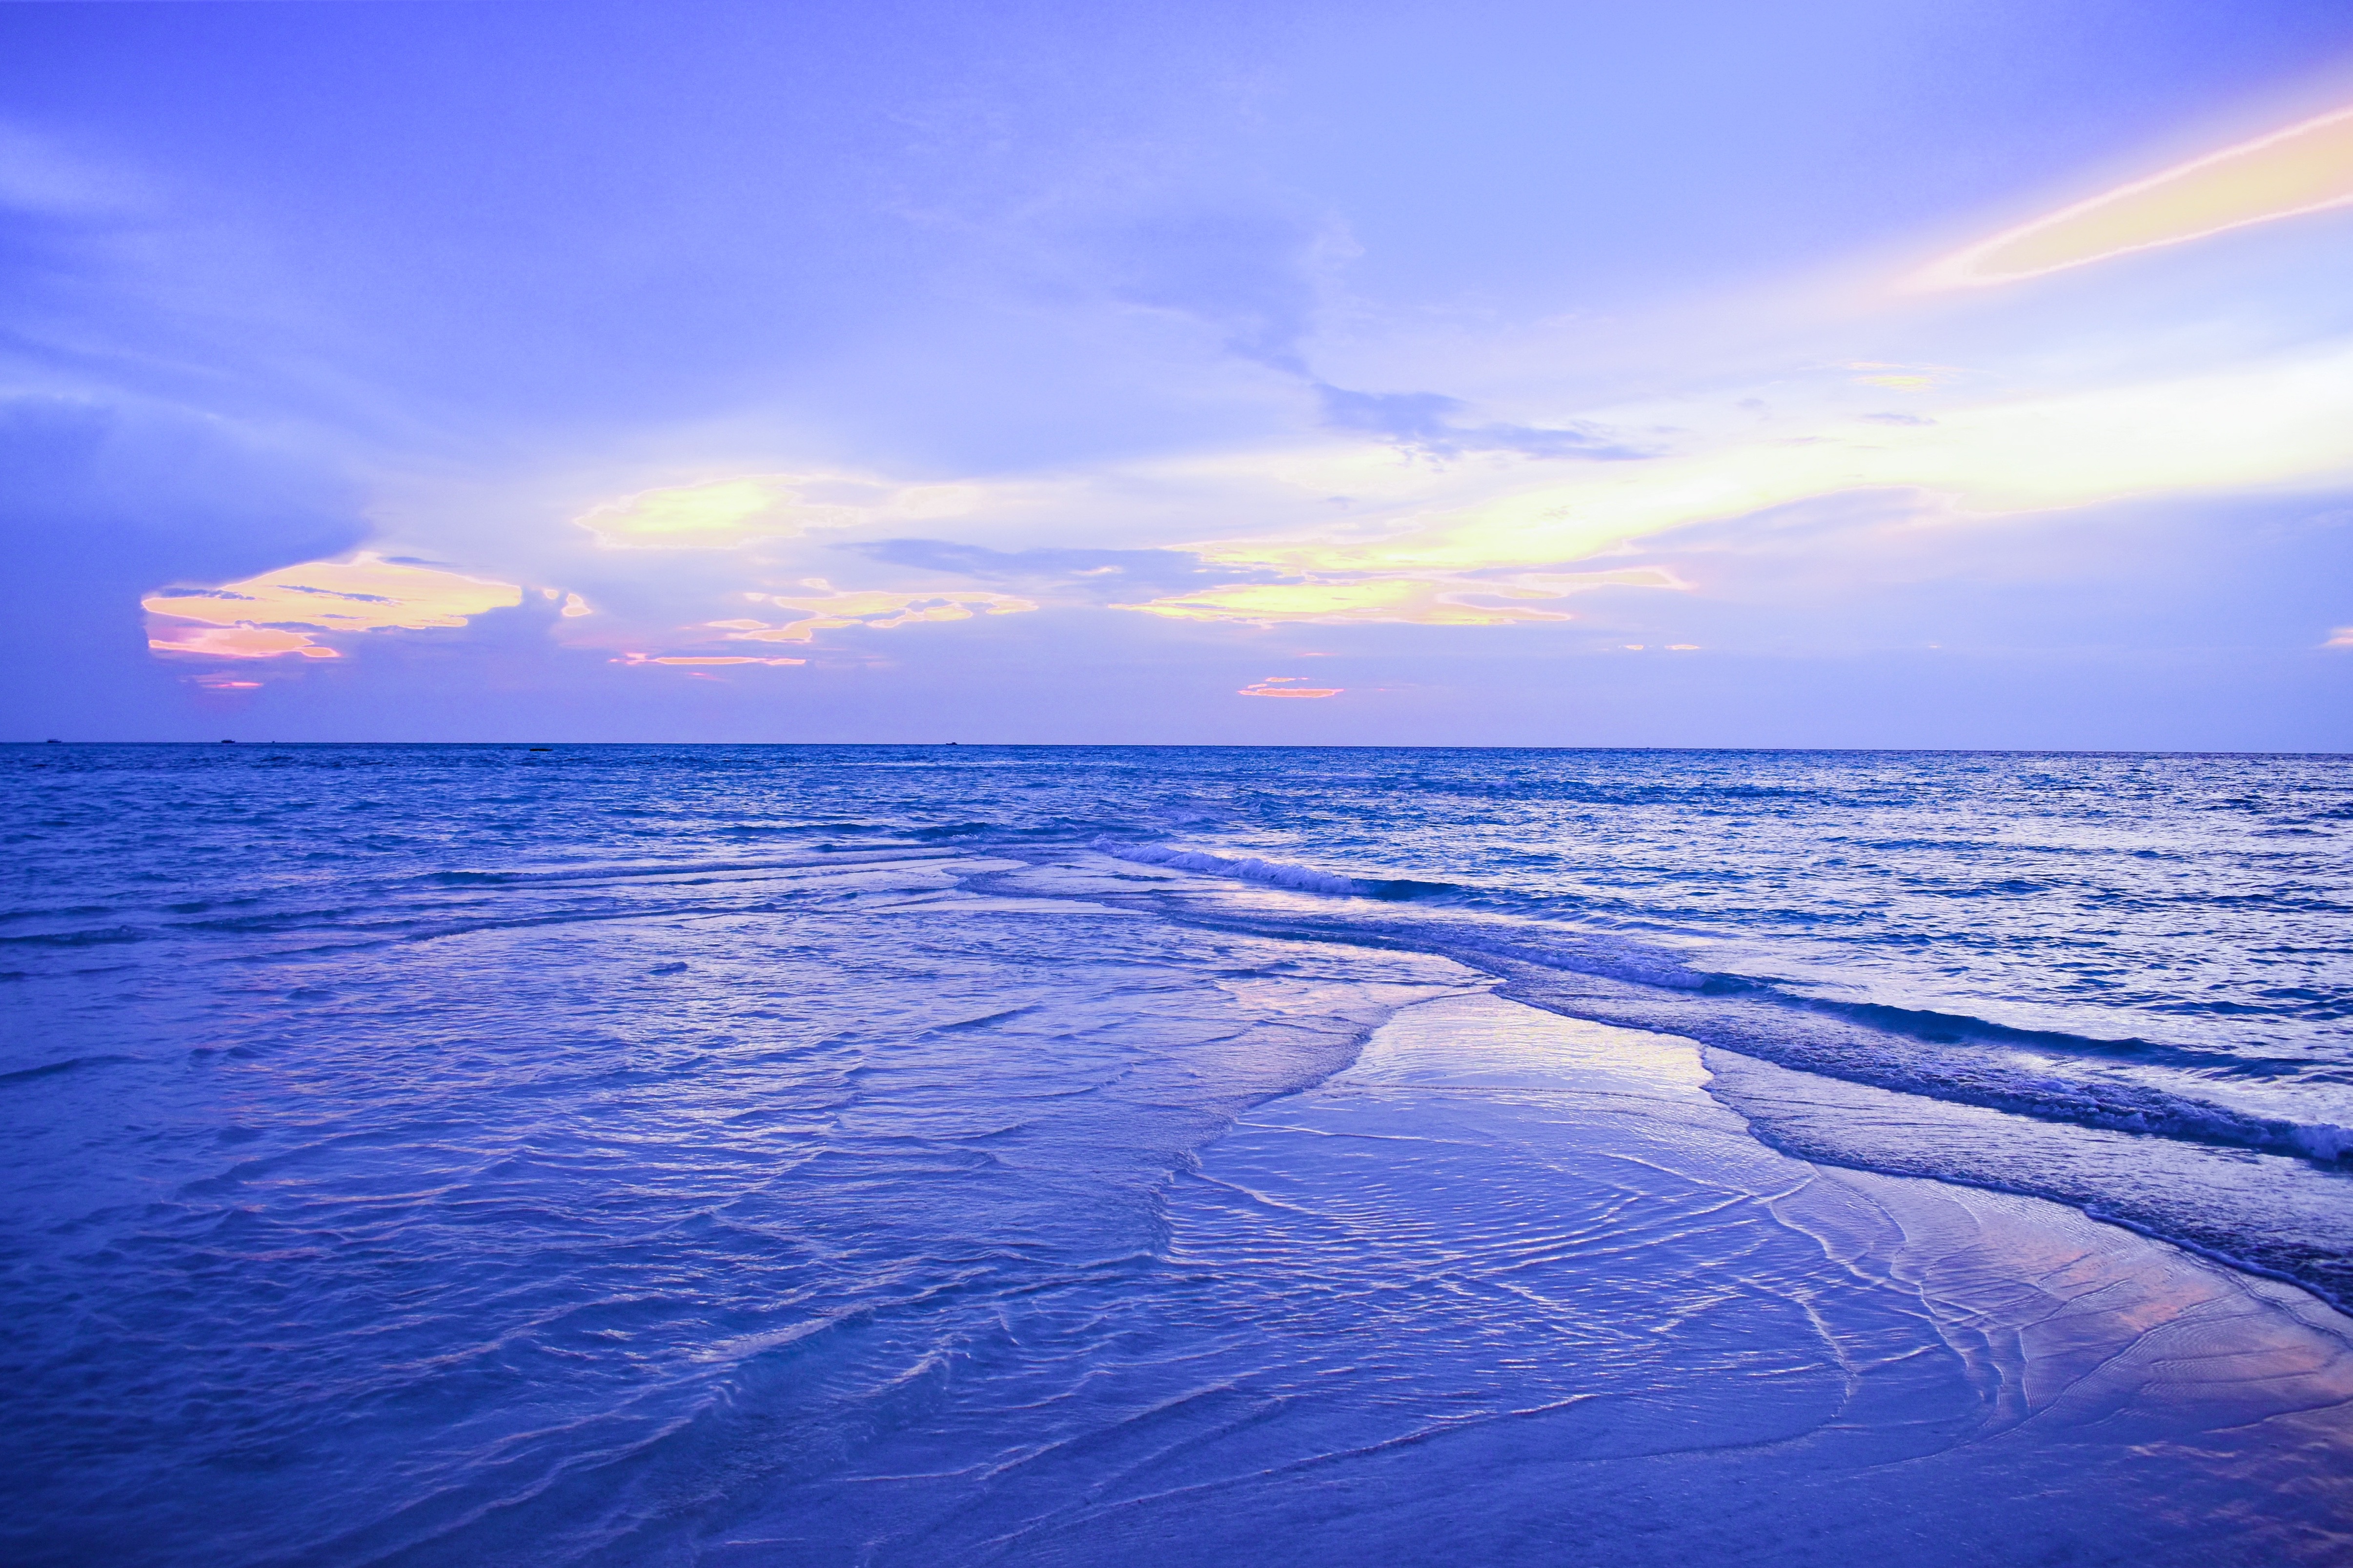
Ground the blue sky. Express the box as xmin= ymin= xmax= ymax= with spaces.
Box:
xmin=5 ymin=0 xmax=2352 ymax=745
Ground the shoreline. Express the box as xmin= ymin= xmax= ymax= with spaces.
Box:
xmin=689 ymin=985 xmax=2353 ymax=1564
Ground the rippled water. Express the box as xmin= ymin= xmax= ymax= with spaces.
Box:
xmin=5 ymin=744 xmax=2350 ymax=1565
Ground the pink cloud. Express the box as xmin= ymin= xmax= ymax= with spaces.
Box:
xmin=611 ymin=652 xmax=806 ymax=666
xmin=149 ymin=626 xmax=339 ymax=660
xmin=1238 ymin=676 xmax=1343 ymax=699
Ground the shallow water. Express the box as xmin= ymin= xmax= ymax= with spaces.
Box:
xmin=4 ymin=744 xmax=2350 ymax=1564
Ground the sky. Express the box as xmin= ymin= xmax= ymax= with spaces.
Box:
xmin=3 ymin=0 xmax=2352 ymax=747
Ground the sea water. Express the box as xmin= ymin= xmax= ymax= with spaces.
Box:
xmin=4 ymin=744 xmax=2349 ymax=1564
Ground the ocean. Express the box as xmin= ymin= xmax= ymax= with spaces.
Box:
xmin=5 ymin=744 xmax=2350 ymax=1565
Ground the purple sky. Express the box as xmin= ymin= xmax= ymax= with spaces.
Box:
xmin=5 ymin=0 xmax=2352 ymax=746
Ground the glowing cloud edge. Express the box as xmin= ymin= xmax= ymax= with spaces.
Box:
xmin=1909 ymin=101 xmax=2353 ymax=290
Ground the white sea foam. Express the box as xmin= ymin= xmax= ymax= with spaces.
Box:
xmin=2295 ymin=1121 xmax=2353 ymax=1162
xmin=1096 ymin=838 xmax=1371 ymax=897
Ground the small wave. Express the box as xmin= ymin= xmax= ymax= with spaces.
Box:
xmin=716 ymin=822 xmax=887 ymax=838
xmin=0 ymin=1052 xmax=145 ymax=1086
xmin=419 ymin=848 xmax=954 ymax=889
xmin=1098 ymin=842 xmax=1462 ymax=903
xmin=2296 ymin=1122 xmax=2353 ymax=1161
xmin=1127 ymin=890 xmax=2353 ymax=1174
xmin=0 ymin=903 xmax=118 ymax=926
xmin=1489 ymin=967 xmax=2353 ymax=1170
xmin=0 ymin=924 xmax=150 ymax=948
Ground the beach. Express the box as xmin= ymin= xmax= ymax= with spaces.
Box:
xmin=4 ymin=745 xmax=2348 ymax=1564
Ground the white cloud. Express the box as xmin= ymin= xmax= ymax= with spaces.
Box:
xmin=574 ymin=474 xmax=986 ymax=549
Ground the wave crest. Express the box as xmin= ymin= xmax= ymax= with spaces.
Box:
xmin=1097 ymin=841 xmax=1460 ymax=902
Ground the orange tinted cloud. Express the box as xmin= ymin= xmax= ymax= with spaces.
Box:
xmin=1124 ymin=568 xmax=1677 ymax=628
xmin=148 ymin=625 xmax=340 ymax=660
xmin=1132 ymin=578 xmax=1566 ymax=628
xmin=1915 ymin=102 xmax=2353 ymax=289
xmin=144 ymin=553 xmax=526 ymax=660
xmin=1238 ymin=676 xmax=1343 ymax=698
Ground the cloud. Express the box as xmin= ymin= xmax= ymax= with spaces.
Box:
xmin=1315 ymin=385 xmax=1464 ymax=442
xmin=1314 ymin=382 xmax=1646 ymax=460
xmin=142 ymin=551 xmax=525 ymax=659
xmin=843 ymin=538 xmax=1280 ymax=600
xmin=0 ymin=125 xmax=142 ymax=214
xmin=1075 ymin=208 xmax=1647 ymax=469
xmin=1844 ymin=362 xmax=1951 ymax=393
xmin=1055 ymin=204 xmax=1646 ymax=465
xmin=1238 ymin=676 xmax=1342 ymax=698
xmin=1123 ymin=569 xmax=1675 ymax=628
xmin=614 ymin=653 xmax=805 ymax=666
xmin=147 ymin=624 xmax=342 ymax=660
xmin=1088 ymin=206 xmax=1335 ymax=375
xmin=575 ymin=474 xmax=982 ymax=549
xmin=717 ymin=582 xmax=1040 ymax=644
xmin=2327 ymin=627 xmax=2353 ymax=649
xmin=1175 ymin=338 xmax=2353 ymax=583
xmin=1913 ymin=101 xmax=2353 ymax=289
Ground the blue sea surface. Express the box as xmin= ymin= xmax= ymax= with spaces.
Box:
xmin=5 ymin=744 xmax=2350 ymax=1565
